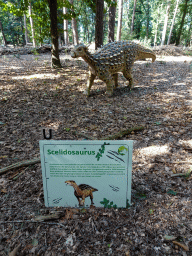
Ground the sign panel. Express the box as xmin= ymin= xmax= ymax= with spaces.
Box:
xmin=39 ymin=140 xmax=133 ymax=208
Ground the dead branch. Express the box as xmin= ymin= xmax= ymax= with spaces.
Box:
xmin=101 ymin=126 xmax=144 ymax=140
xmin=0 ymin=126 xmax=144 ymax=175
xmin=0 ymin=158 xmax=40 ymax=175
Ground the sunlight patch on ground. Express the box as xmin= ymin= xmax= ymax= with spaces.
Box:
xmin=12 ymin=73 xmax=61 ymax=80
xmin=157 ymin=56 xmax=192 ymax=62
xmin=179 ymin=139 xmax=192 ymax=147
xmin=41 ymin=122 xmax=60 ymax=131
xmin=139 ymin=145 xmax=169 ymax=157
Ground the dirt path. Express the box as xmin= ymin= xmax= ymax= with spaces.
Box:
xmin=0 ymin=51 xmax=192 ymax=255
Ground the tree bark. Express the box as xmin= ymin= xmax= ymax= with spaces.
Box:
xmin=167 ymin=0 xmax=180 ymax=45
xmin=161 ymin=0 xmax=171 ymax=46
xmin=175 ymin=0 xmax=190 ymax=46
xmin=70 ymin=0 xmax=79 ymax=45
xmin=131 ymin=0 xmax=137 ymax=33
xmin=63 ymin=6 xmax=69 ymax=45
xmin=140 ymin=0 xmax=150 ymax=39
xmin=23 ymin=14 xmax=29 ymax=45
xmin=28 ymin=1 xmax=36 ymax=47
xmin=47 ymin=0 xmax=62 ymax=68
xmin=108 ymin=0 xmax=116 ymax=42
xmin=95 ymin=0 xmax=104 ymax=49
xmin=116 ymin=0 xmax=123 ymax=41
xmin=0 ymin=20 xmax=7 ymax=46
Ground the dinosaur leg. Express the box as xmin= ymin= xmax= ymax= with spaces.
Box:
xmin=84 ymin=70 xmax=96 ymax=96
xmin=99 ymin=74 xmax=114 ymax=96
xmin=81 ymin=196 xmax=85 ymax=206
xmin=123 ymin=67 xmax=133 ymax=89
xmin=77 ymin=197 xmax=82 ymax=206
xmin=90 ymin=193 xmax=94 ymax=205
xmin=113 ymin=73 xmax=118 ymax=89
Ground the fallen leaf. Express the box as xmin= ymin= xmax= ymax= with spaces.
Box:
xmin=8 ymin=244 xmax=21 ymax=256
xmin=164 ymin=235 xmax=177 ymax=241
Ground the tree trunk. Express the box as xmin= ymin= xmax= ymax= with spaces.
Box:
xmin=175 ymin=0 xmax=189 ymax=46
xmin=70 ymin=0 xmax=79 ymax=45
xmin=63 ymin=6 xmax=69 ymax=45
xmin=23 ymin=14 xmax=29 ymax=45
xmin=140 ymin=0 xmax=150 ymax=39
xmin=161 ymin=0 xmax=171 ymax=46
xmin=116 ymin=0 xmax=123 ymax=41
xmin=47 ymin=0 xmax=62 ymax=68
xmin=95 ymin=0 xmax=104 ymax=49
xmin=28 ymin=1 xmax=36 ymax=47
xmin=125 ymin=0 xmax=130 ymax=32
xmin=0 ymin=20 xmax=7 ymax=46
xmin=154 ymin=7 xmax=159 ymax=46
xmin=131 ymin=0 xmax=137 ymax=33
xmin=108 ymin=0 xmax=116 ymax=42
xmin=167 ymin=0 xmax=180 ymax=45
xmin=189 ymin=22 xmax=192 ymax=46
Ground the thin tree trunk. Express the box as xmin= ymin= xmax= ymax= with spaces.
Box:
xmin=23 ymin=14 xmax=29 ymax=45
xmin=116 ymin=0 xmax=123 ymax=41
xmin=167 ymin=0 xmax=180 ymax=45
xmin=72 ymin=18 xmax=79 ymax=45
xmin=70 ymin=0 xmax=79 ymax=45
xmin=189 ymin=22 xmax=192 ymax=46
xmin=154 ymin=4 xmax=163 ymax=46
xmin=95 ymin=0 xmax=104 ymax=49
xmin=131 ymin=0 xmax=137 ymax=33
xmin=108 ymin=0 xmax=116 ymax=42
xmin=175 ymin=0 xmax=189 ymax=45
xmin=146 ymin=0 xmax=150 ymax=39
xmin=28 ymin=1 xmax=36 ymax=47
xmin=47 ymin=0 xmax=62 ymax=68
xmin=125 ymin=0 xmax=130 ymax=31
xmin=0 ymin=20 xmax=7 ymax=46
xmin=58 ymin=33 xmax=61 ymax=47
xmin=161 ymin=0 xmax=171 ymax=46
xmin=63 ymin=6 xmax=69 ymax=45
xmin=154 ymin=7 xmax=159 ymax=46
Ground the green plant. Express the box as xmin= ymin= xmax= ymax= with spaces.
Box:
xmin=135 ymin=192 xmax=147 ymax=199
xmin=184 ymin=169 xmax=192 ymax=179
xmin=31 ymin=49 xmax=39 ymax=55
xmin=126 ymin=199 xmax=131 ymax=208
xmin=167 ymin=189 xmax=177 ymax=196
xmin=100 ymin=198 xmax=117 ymax=209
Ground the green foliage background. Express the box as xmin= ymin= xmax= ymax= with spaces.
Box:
xmin=0 ymin=0 xmax=191 ymax=46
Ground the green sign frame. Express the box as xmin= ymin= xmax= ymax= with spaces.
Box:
xmin=39 ymin=140 xmax=133 ymax=208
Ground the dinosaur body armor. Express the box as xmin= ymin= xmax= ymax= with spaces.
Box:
xmin=71 ymin=41 xmax=156 ymax=96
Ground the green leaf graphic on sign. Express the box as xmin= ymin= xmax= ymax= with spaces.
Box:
xmin=118 ymin=146 xmax=128 ymax=155
xmin=96 ymin=142 xmax=110 ymax=161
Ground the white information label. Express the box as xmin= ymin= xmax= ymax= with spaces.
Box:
xmin=39 ymin=140 xmax=133 ymax=208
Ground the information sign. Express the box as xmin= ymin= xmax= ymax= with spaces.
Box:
xmin=39 ymin=140 xmax=133 ymax=208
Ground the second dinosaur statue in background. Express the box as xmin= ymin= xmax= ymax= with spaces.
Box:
xmin=71 ymin=41 xmax=156 ymax=96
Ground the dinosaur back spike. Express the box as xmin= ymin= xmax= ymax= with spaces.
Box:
xmin=79 ymin=184 xmax=98 ymax=191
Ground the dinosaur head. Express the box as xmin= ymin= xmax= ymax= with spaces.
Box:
xmin=71 ymin=44 xmax=89 ymax=58
xmin=65 ymin=180 xmax=76 ymax=186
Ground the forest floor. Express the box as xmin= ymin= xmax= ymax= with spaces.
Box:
xmin=0 ymin=46 xmax=192 ymax=255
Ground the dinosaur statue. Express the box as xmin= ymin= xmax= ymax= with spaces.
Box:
xmin=65 ymin=180 xmax=98 ymax=207
xmin=71 ymin=41 xmax=156 ymax=96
